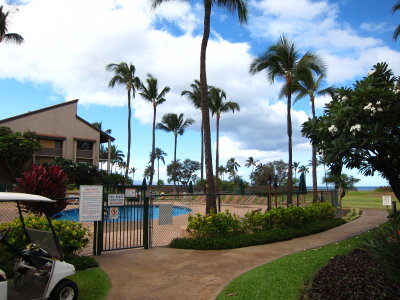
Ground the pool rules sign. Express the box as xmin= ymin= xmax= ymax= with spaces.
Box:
xmin=79 ymin=185 xmax=103 ymax=222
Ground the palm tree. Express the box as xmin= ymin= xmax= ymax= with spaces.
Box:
xmin=393 ymin=1 xmax=400 ymax=41
xmin=249 ymin=35 xmax=325 ymax=205
xmin=298 ymin=165 xmax=309 ymax=174
xmin=152 ymin=0 xmax=248 ymax=214
xmin=129 ymin=167 xmax=137 ymax=183
xmin=245 ymin=156 xmax=259 ymax=184
xmin=209 ymin=87 xmax=240 ymax=192
xmin=143 ymin=165 xmax=155 ymax=182
xmin=181 ymin=79 xmax=204 ymax=182
xmin=106 ymin=62 xmax=141 ymax=183
xmin=109 ymin=145 xmax=125 ymax=173
xmin=318 ymin=154 xmax=328 ymax=190
xmin=153 ymin=147 xmax=167 ymax=183
xmin=139 ymin=73 xmax=170 ymax=186
xmin=156 ymin=113 xmax=194 ymax=187
xmin=293 ymin=161 xmax=300 ymax=179
xmin=0 ymin=5 xmax=23 ymax=44
xmin=218 ymin=165 xmax=227 ymax=181
xmin=323 ymin=173 xmax=360 ymax=208
xmin=292 ymin=71 xmax=333 ymax=202
xmin=226 ymin=157 xmax=241 ymax=181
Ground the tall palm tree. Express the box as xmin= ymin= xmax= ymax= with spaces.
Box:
xmin=156 ymin=113 xmax=194 ymax=187
xmin=293 ymin=161 xmax=300 ymax=179
xmin=152 ymin=0 xmax=248 ymax=213
xmin=153 ymin=147 xmax=167 ymax=183
xmin=106 ymin=62 xmax=141 ymax=183
xmin=393 ymin=1 xmax=400 ymax=41
xmin=110 ymin=145 xmax=125 ymax=173
xmin=292 ymin=71 xmax=333 ymax=202
xmin=181 ymin=80 xmax=204 ymax=182
xmin=210 ymin=86 xmax=240 ymax=191
xmin=245 ymin=156 xmax=259 ymax=184
xmin=218 ymin=165 xmax=227 ymax=181
xmin=298 ymin=165 xmax=309 ymax=174
xmin=139 ymin=73 xmax=170 ymax=186
xmin=129 ymin=167 xmax=137 ymax=183
xmin=249 ymin=35 xmax=325 ymax=205
xmin=226 ymin=157 xmax=241 ymax=181
xmin=0 ymin=5 xmax=23 ymax=44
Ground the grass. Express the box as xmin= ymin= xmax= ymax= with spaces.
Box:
xmin=217 ymin=223 xmax=382 ymax=300
xmin=68 ymin=267 xmax=111 ymax=300
xmin=341 ymin=190 xmax=397 ymax=209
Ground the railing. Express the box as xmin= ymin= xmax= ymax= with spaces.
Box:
xmin=76 ymin=149 xmax=93 ymax=159
xmin=36 ymin=147 xmax=62 ymax=157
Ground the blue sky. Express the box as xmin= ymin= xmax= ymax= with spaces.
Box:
xmin=0 ymin=0 xmax=399 ymax=187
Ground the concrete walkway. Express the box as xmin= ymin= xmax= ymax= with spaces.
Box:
xmin=96 ymin=209 xmax=388 ymax=300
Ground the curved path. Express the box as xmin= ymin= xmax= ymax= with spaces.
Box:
xmin=96 ymin=209 xmax=388 ymax=300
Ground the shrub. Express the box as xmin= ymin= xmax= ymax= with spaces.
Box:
xmin=0 ymin=215 xmax=91 ymax=255
xmin=187 ymin=210 xmax=242 ymax=238
xmin=363 ymin=213 xmax=400 ymax=281
xmin=64 ymin=254 xmax=99 ymax=270
xmin=375 ymin=186 xmax=393 ymax=192
xmin=15 ymin=164 xmax=68 ymax=215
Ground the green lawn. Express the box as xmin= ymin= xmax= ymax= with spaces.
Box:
xmin=342 ymin=190 xmax=397 ymax=209
xmin=69 ymin=267 xmax=111 ymax=300
xmin=217 ymin=225 xmax=381 ymax=300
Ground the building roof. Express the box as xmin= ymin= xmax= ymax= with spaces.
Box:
xmin=0 ymin=99 xmax=115 ymax=143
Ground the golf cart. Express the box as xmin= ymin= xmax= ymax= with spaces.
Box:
xmin=0 ymin=192 xmax=78 ymax=300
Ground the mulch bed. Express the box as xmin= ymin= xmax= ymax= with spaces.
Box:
xmin=307 ymin=248 xmax=400 ymax=300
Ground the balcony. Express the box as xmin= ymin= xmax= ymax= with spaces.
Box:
xmin=36 ymin=147 xmax=62 ymax=157
xmin=76 ymin=149 xmax=93 ymax=159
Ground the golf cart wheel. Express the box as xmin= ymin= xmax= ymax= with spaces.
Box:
xmin=50 ymin=279 xmax=78 ymax=300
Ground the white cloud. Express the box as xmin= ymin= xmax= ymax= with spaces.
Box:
xmin=360 ymin=22 xmax=391 ymax=33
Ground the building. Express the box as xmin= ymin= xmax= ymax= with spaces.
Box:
xmin=0 ymin=99 xmax=114 ymax=181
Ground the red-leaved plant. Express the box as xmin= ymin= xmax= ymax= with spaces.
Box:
xmin=15 ymin=165 xmax=69 ymax=216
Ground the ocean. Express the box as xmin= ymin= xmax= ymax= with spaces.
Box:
xmin=311 ymin=186 xmax=379 ymax=191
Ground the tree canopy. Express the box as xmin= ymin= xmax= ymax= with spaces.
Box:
xmin=302 ymin=62 xmax=400 ymax=201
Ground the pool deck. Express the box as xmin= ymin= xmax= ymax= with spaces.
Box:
xmin=96 ymin=208 xmax=388 ymax=300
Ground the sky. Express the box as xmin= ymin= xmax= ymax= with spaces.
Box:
xmin=0 ymin=0 xmax=399 ymax=187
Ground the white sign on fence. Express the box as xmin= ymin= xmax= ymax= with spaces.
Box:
xmin=79 ymin=185 xmax=103 ymax=222
xmin=108 ymin=194 xmax=124 ymax=206
xmin=109 ymin=207 xmax=119 ymax=219
xmin=125 ymin=188 xmax=137 ymax=198
xmin=382 ymin=195 xmax=392 ymax=206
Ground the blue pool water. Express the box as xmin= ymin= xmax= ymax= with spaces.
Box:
xmin=54 ymin=205 xmax=192 ymax=222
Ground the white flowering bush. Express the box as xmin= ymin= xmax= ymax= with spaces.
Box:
xmin=302 ymin=62 xmax=400 ymax=202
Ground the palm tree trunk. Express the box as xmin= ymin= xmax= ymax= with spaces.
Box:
xmin=149 ymin=105 xmax=156 ymax=186
xmin=157 ymin=158 xmax=160 ymax=183
xmin=311 ymin=97 xmax=318 ymax=202
xmin=201 ymin=0 xmax=216 ymax=213
xmin=201 ymin=124 xmax=204 ymax=181
xmin=125 ymin=90 xmax=131 ymax=184
xmin=215 ymin=115 xmax=220 ymax=194
xmin=173 ymin=133 xmax=177 ymax=189
xmin=286 ymin=83 xmax=293 ymax=205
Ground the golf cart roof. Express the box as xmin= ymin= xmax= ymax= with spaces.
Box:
xmin=0 ymin=192 xmax=55 ymax=202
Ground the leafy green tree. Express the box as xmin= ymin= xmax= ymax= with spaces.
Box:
xmin=302 ymin=62 xmax=400 ymax=201
xmin=143 ymin=165 xmax=155 ymax=181
xmin=250 ymin=160 xmax=288 ymax=187
xmin=139 ymin=74 xmax=170 ymax=186
xmin=292 ymin=71 xmax=333 ymax=201
xmin=0 ymin=126 xmax=40 ymax=180
xmin=106 ymin=62 xmax=141 ymax=183
xmin=152 ymin=0 xmax=248 ymax=214
xmin=393 ymin=1 xmax=400 ymax=41
xmin=322 ymin=172 xmax=360 ymax=208
xmin=209 ymin=87 xmax=240 ymax=191
xmin=166 ymin=159 xmax=202 ymax=185
xmin=226 ymin=157 xmax=241 ymax=181
xmin=250 ymin=35 xmax=325 ymax=205
xmin=156 ymin=113 xmax=194 ymax=187
xmin=0 ymin=5 xmax=23 ymax=44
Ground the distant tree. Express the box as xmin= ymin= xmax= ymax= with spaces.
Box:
xmin=0 ymin=126 xmax=40 ymax=180
xmin=298 ymin=165 xmax=309 ymax=174
xmin=129 ymin=167 xmax=136 ymax=183
xmin=250 ymin=160 xmax=288 ymax=187
xmin=323 ymin=172 xmax=360 ymax=208
xmin=156 ymin=113 xmax=194 ymax=188
xmin=106 ymin=62 xmax=141 ymax=183
xmin=143 ymin=165 xmax=155 ymax=181
xmin=218 ymin=165 xmax=227 ymax=182
xmin=0 ymin=5 xmax=24 ymax=45
xmin=293 ymin=161 xmax=300 ymax=179
xmin=139 ymin=74 xmax=170 ymax=186
xmin=153 ymin=147 xmax=167 ymax=183
xmin=166 ymin=159 xmax=200 ymax=186
xmin=226 ymin=157 xmax=241 ymax=181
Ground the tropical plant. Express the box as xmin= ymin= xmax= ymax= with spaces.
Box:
xmin=143 ymin=165 xmax=155 ymax=181
xmin=250 ymin=35 xmax=325 ymax=205
xmin=153 ymin=147 xmax=167 ymax=183
xmin=298 ymin=165 xmax=309 ymax=174
xmin=218 ymin=165 xmax=227 ymax=181
xmin=302 ymin=62 xmax=400 ymax=202
xmin=14 ymin=165 xmax=69 ymax=215
xmin=292 ymin=161 xmax=300 ymax=179
xmin=322 ymin=172 xmax=360 ymax=208
xmin=292 ymin=71 xmax=333 ymax=202
xmin=152 ymin=0 xmax=248 ymax=214
xmin=226 ymin=157 xmax=241 ymax=181
xmin=209 ymin=87 xmax=240 ymax=191
xmin=181 ymin=79 xmax=205 ymax=182
xmin=129 ymin=167 xmax=137 ymax=183
xmin=393 ymin=1 xmax=400 ymax=41
xmin=139 ymin=73 xmax=170 ymax=186
xmin=106 ymin=62 xmax=141 ymax=183
xmin=166 ymin=159 xmax=200 ymax=185
xmin=0 ymin=5 xmax=23 ymax=44
xmin=156 ymin=113 xmax=194 ymax=187
xmin=245 ymin=156 xmax=259 ymax=184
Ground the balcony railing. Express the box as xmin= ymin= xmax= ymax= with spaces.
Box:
xmin=76 ymin=149 xmax=93 ymax=159
xmin=36 ymin=148 xmax=62 ymax=157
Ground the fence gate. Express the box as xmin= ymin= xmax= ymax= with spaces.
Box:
xmin=94 ymin=184 xmax=151 ymax=254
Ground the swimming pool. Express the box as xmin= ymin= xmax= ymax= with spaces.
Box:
xmin=54 ymin=205 xmax=192 ymax=222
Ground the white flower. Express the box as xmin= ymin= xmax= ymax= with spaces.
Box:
xmin=342 ymin=96 xmax=348 ymax=101
xmin=328 ymin=125 xmax=338 ymax=134
xmin=377 ymin=107 xmax=383 ymax=112
xmin=350 ymin=124 xmax=361 ymax=135
xmin=363 ymin=103 xmax=373 ymax=110
xmin=376 ymin=101 xmax=381 ymax=105
xmin=368 ymin=70 xmax=376 ymax=76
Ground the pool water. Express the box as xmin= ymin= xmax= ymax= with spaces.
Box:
xmin=54 ymin=205 xmax=192 ymax=222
